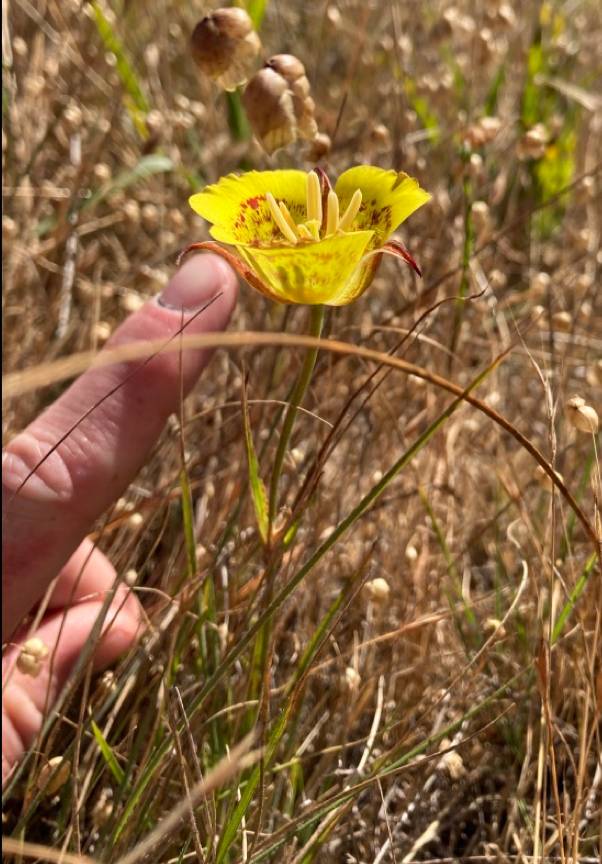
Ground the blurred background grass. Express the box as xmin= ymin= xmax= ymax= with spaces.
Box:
xmin=2 ymin=0 xmax=601 ymax=861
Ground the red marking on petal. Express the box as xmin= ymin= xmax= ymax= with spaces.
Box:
xmin=247 ymin=196 xmax=261 ymax=210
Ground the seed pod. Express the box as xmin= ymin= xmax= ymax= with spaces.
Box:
xmin=566 ymin=396 xmax=599 ymax=434
xmin=266 ymin=54 xmax=318 ymax=140
xmin=191 ymin=8 xmax=260 ymax=92
xmin=242 ymin=67 xmax=297 ymax=154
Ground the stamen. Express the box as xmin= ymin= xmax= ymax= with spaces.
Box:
xmin=338 ymin=189 xmax=362 ymax=232
xmin=306 ymin=171 xmax=322 ymax=226
xmin=266 ymin=192 xmax=298 ymax=244
xmin=326 ymin=189 xmax=339 ymax=236
xmin=278 ymin=201 xmax=300 ymax=237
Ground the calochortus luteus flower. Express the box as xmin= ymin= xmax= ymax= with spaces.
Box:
xmin=183 ymin=166 xmax=431 ymax=306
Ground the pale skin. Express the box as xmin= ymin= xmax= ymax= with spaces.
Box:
xmin=2 ymin=255 xmax=238 ymax=786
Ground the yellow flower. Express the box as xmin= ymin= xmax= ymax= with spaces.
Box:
xmin=185 ymin=166 xmax=431 ymax=306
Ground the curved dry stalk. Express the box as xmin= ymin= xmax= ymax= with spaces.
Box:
xmin=3 ymin=330 xmax=599 ymax=551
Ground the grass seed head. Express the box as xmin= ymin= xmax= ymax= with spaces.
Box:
xmin=551 ymin=310 xmax=572 ymax=332
xmin=17 ymin=637 xmax=50 ymax=677
xmin=191 ymin=8 xmax=260 ymax=92
xmin=362 ymin=577 xmax=391 ymax=602
xmin=566 ymin=396 xmax=599 ymax=434
xmin=517 ymin=123 xmax=549 ymax=160
xmin=36 ymin=756 xmax=71 ymax=796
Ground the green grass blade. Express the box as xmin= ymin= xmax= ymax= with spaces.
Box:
xmin=90 ymin=1 xmax=149 ymax=136
xmin=552 ymin=552 xmax=598 ymax=644
xmin=91 ymin=720 xmax=125 ymax=785
xmin=242 ymin=377 xmax=269 ymax=545
xmin=117 ymin=354 xmax=506 ymax=839
xmin=84 ymin=154 xmax=174 ymax=211
xmin=245 ymin=0 xmax=269 ymax=28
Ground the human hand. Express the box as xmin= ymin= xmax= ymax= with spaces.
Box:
xmin=2 ymin=254 xmax=237 ymax=786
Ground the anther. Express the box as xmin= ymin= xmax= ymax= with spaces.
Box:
xmin=326 ymin=189 xmax=339 ymax=236
xmin=306 ymin=171 xmax=322 ymax=226
xmin=266 ymin=192 xmax=298 ymax=244
xmin=278 ymin=201 xmax=300 ymax=237
xmin=338 ymin=189 xmax=362 ymax=232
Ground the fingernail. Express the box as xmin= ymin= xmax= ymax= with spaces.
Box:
xmin=158 ymin=254 xmax=233 ymax=311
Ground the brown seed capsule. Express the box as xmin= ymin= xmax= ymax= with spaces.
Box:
xmin=191 ymin=8 xmax=260 ymax=92
xmin=266 ymin=54 xmax=318 ymax=140
xmin=242 ymin=67 xmax=297 ymax=155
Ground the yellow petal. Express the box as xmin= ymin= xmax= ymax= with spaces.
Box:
xmin=189 ymin=170 xmax=308 ymax=245
xmin=237 ymin=231 xmax=374 ymax=305
xmin=335 ymin=166 xmax=431 ymax=246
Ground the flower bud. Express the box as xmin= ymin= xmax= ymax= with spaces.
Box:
xmin=242 ymin=67 xmax=297 ymax=154
xmin=566 ymin=396 xmax=599 ymax=434
xmin=191 ymin=8 xmax=260 ymax=92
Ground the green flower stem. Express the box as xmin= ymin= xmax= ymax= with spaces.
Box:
xmin=268 ymin=304 xmax=325 ymax=541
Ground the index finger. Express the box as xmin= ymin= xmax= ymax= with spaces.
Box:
xmin=2 ymin=254 xmax=237 ymax=640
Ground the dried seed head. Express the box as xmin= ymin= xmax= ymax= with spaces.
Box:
xmin=121 ymin=290 xmax=144 ymax=313
xmin=92 ymin=788 xmax=114 ymax=827
xmin=464 ymin=114 xmax=501 ymax=148
xmin=471 ymin=200 xmax=490 ymax=233
xmin=17 ymin=637 xmax=49 ymax=677
xmin=551 ymin=310 xmax=572 ymax=332
xmin=586 ymin=359 xmax=602 ymax=388
xmin=344 ymin=666 xmax=361 ymax=692
xmin=529 ymin=271 xmax=551 ymax=299
xmin=3 ymin=216 xmax=18 ymax=240
xmin=141 ymin=202 xmax=160 ymax=233
xmin=36 ymin=756 xmax=70 ymax=796
xmin=123 ymin=199 xmax=141 ymax=225
xmin=517 ymin=124 xmax=549 ymax=160
xmin=191 ymin=8 xmax=260 ymax=92
xmin=128 ymin=512 xmax=145 ymax=529
xmin=265 ymin=54 xmax=318 ymax=141
xmin=92 ymin=320 xmax=112 ymax=343
xmin=440 ymin=748 xmax=465 ymax=780
xmin=369 ymin=123 xmax=392 ymax=151
xmin=242 ymin=67 xmax=297 ymax=155
xmin=566 ymin=396 xmax=599 ymax=434
xmin=362 ymin=577 xmax=391 ymax=602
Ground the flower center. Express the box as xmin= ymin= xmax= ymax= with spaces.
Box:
xmin=265 ymin=171 xmax=362 ymax=246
